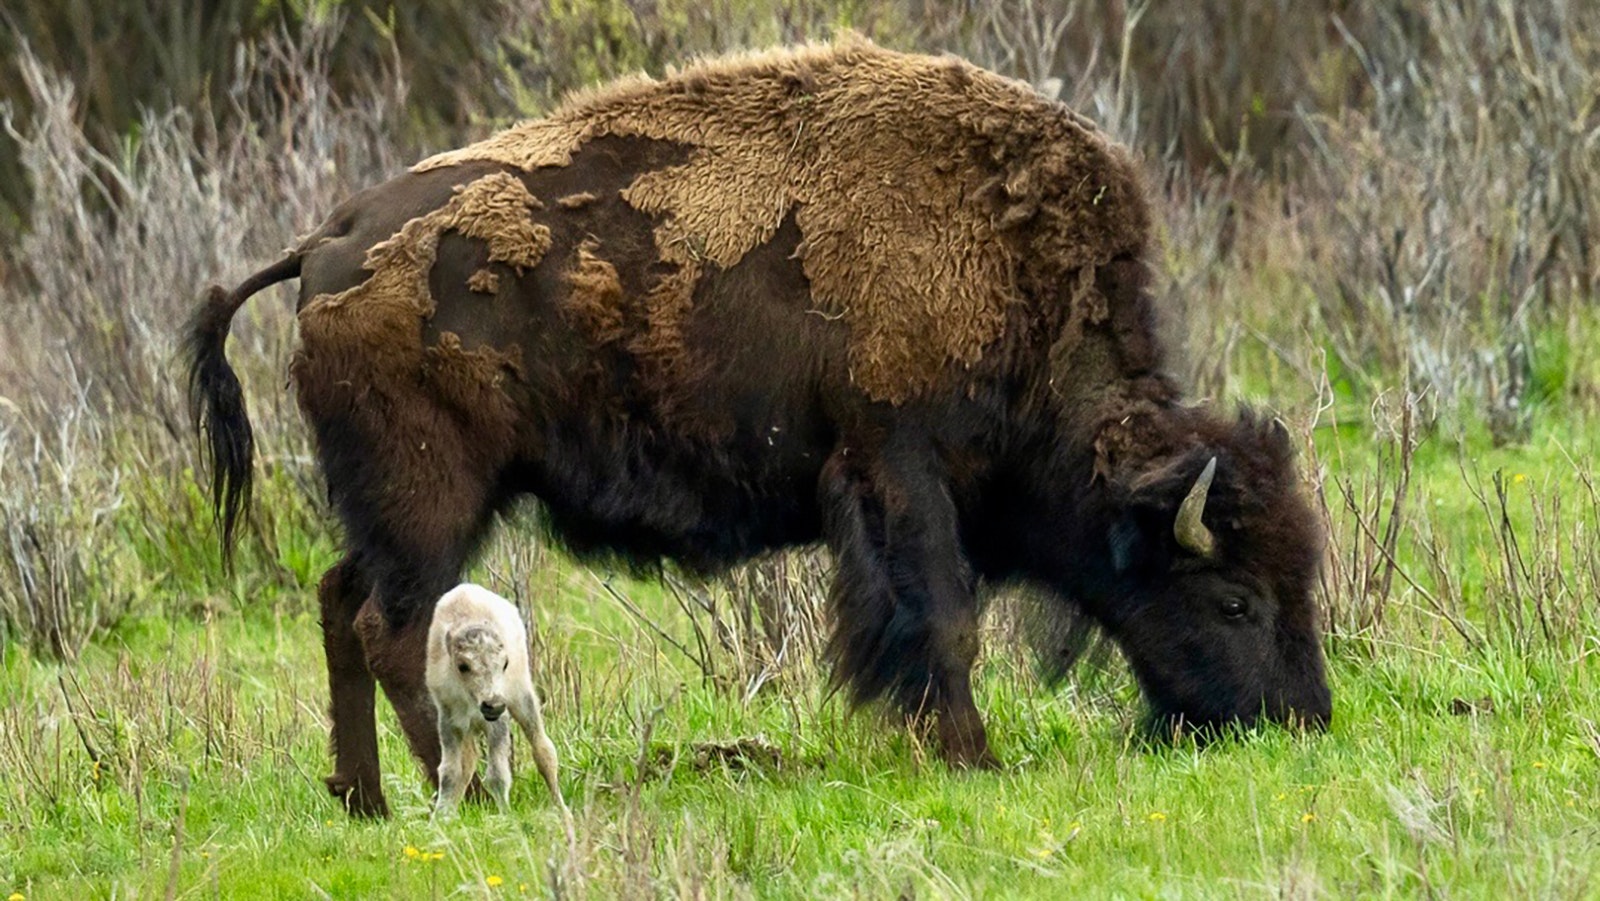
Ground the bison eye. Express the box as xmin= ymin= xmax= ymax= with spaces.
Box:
xmin=458 ymin=663 xmax=470 ymax=674
xmin=1220 ymin=597 xmax=1248 ymax=620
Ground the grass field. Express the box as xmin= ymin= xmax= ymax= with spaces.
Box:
xmin=4 ymin=415 xmax=1598 ymax=899
xmin=3 ymin=2 xmax=1598 ymax=898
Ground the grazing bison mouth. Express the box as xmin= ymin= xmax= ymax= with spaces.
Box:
xmin=1136 ymin=676 xmax=1333 ymax=744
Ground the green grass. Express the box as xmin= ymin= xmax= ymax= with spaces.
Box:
xmin=5 ymin=413 xmax=1600 ymax=899
xmin=3 ymin=603 xmax=1596 ymax=898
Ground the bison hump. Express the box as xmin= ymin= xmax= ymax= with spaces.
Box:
xmin=414 ymin=36 xmax=1150 ymax=403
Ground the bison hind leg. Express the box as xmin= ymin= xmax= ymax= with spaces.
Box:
xmin=318 ymin=554 xmax=388 ymax=817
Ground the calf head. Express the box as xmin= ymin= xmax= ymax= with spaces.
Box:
xmin=445 ymin=625 xmax=512 ymax=721
xmin=1094 ymin=411 xmax=1331 ymax=738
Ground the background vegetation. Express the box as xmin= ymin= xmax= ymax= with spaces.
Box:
xmin=1 ymin=1 xmax=1596 ymax=897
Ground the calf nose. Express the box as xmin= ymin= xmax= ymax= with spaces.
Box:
xmin=480 ymin=702 xmax=505 ymax=721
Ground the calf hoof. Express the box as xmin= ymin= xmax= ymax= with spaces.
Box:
xmin=326 ymin=774 xmax=389 ymax=818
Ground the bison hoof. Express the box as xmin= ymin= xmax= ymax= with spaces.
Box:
xmin=946 ymin=746 xmax=1001 ymax=771
xmin=326 ymin=774 xmax=389 ymax=818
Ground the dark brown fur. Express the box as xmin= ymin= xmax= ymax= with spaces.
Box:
xmin=186 ymin=43 xmax=1329 ymax=817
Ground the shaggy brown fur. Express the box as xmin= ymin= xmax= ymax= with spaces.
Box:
xmin=414 ymin=35 xmax=1147 ymax=402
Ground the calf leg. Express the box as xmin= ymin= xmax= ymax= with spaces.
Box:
xmin=483 ymin=718 xmax=512 ymax=809
xmin=510 ymin=686 xmax=574 ymax=841
xmin=318 ymin=555 xmax=387 ymax=817
xmin=433 ymin=717 xmax=474 ymax=817
xmin=819 ymin=441 xmax=996 ymax=769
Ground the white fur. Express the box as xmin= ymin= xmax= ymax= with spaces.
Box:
xmin=425 ymin=582 xmax=572 ymax=838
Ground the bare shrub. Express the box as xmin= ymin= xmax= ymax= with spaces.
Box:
xmin=0 ymin=401 xmax=129 ymax=658
xmin=1295 ymin=1 xmax=1599 ymax=432
xmin=600 ymin=554 xmax=829 ymax=701
xmin=0 ymin=21 xmax=414 ymax=652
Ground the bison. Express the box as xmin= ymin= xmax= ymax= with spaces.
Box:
xmin=188 ymin=36 xmax=1330 ymax=817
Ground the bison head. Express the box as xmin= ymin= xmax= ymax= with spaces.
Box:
xmin=1089 ymin=412 xmax=1331 ymax=738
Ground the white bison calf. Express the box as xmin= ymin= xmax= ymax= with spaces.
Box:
xmin=426 ymin=583 xmax=571 ymax=832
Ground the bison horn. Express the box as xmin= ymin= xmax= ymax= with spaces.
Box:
xmin=1174 ymin=456 xmax=1218 ymax=557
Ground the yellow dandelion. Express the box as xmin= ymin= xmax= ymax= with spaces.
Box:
xmin=404 ymin=845 xmax=421 ymax=860
xmin=519 ymin=885 xmax=529 ymax=893
xmin=487 ymin=875 xmax=504 ymax=888
xmin=1533 ymin=761 xmax=1547 ymax=770
xmin=428 ymin=852 xmax=445 ymax=862
xmin=1274 ymin=792 xmax=1287 ymax=802
xmin=1301 ymin=812 xmax=1316 ymax=823
xmin=1513 ymin=473 xmax=1527 ymax=484
xmin=201 ymin=851 xmax=211 ymax=859
xmin=9 ymin=893 xmax=25 ymax=901
xmin=1148 ymin=811 xmax=1167 ymax=823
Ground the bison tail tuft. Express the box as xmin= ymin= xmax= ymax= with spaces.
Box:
xmin=183 ymin=254 xmax=301 ymax=567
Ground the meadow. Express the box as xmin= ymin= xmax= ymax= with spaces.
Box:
xmin=2 ymin=2 xmax=1597 ymax=897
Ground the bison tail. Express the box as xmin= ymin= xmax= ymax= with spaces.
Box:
xmin=184 ymin=254 xmax=302 ymax=566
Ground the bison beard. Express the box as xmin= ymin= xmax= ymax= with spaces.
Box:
xmin=187 ymin=36 xmax=1330 ymax=817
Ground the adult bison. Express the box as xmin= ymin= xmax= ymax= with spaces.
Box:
xmin=188 ymin=37 xmax=1329 ymax=817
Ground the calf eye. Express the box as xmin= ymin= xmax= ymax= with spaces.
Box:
xmin=457 ymin=663 xmax=470 ymax=674
xmin=1220 ymin=597 xmax=1248 ymax=620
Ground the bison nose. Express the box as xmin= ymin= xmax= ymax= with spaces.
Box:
xmin=480 ymin=702 xmax=505 ymax=721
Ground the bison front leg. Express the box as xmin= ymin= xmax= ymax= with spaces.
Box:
xmin=819 ymin=442 xmax=997 ymax=769
xmin=318 ymin=555 xmax=388 ymax=817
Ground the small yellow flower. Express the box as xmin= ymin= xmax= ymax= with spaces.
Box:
xmin=1513 ymin=473 xmax=1527 ymax=484
xmin=1301 ymin=812 xmax=1316 ymax=823
xmin=1274 ymin=792 xmax=1287 ymax=802
xmin=10 ymin=892 xmax=26 ymax=901
xmin=519 ymin=885 xmax=529 ymax=893
xmin=486 ymin=875 xmax=504 ymax=887
xmin=1148 ymin=811 xmax=1167 ymax=822
xmin=1533 ymin=761 xmax=1547 ymax=769
xmin=201 ymin=850 xmax=211 ymax=859
xmin=428 ymin=852 xmax=445 ymax=862
xmin=404 ymin=845 xmax=420 ymax=860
